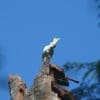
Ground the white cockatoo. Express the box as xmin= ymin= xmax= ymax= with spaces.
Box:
xmin=42 ymin=38 xmax=60 ymax=62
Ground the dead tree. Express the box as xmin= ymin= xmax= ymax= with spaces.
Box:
xmin=8 ymin=38 xmax=79 ymax=100
xmin=8 ymin=75 xmax=27 ymax=100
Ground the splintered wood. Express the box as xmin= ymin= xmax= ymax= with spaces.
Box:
xmin=8 ymin=62 xmax=76 ymax=100
xmin=8 ymin=75 xmax=27 ymax=100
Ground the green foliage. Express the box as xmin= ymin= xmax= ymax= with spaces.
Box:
xmin=96 ymin=60 xmax=100 ymax=80
xmin=63 ymin=60 xmax=100 ymax=100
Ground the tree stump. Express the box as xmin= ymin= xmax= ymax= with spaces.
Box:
xmin=8 ymin=60 xmax=75 ymax=100
xmin=8 ymin=38 xmax=76 ymax=100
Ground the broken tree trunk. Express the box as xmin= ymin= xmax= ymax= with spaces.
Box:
xmin=29 ymin=59 xmax=60 ymax=100
xmin=8 ymin=60 xmax=60 ymax=100
xmin=8 ymin=75 xmax=27 ymax=100
xmin=8 ymin=60 xmax=75 ymax=100
xmin=8 ymin=38 xmax=76 ymax=100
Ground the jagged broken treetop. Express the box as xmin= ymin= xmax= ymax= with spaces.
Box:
xmin=42 ymin=38 xmax=60 ymax=62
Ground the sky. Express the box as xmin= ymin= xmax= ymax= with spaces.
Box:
xmin=0 ymin=0 xmax=100 ymax=99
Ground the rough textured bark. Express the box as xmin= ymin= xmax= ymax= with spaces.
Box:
xmin=8 ymin=75 xmax=27 ymax=100
xmin=28 ymin=59 xmax=60 ymax=100
xmin=8 ymin=60 xmax=75 ymax=100
xmin=8 ymin=39 xmax=77 ymax=100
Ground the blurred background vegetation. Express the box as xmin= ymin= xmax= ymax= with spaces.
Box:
xmin=63 ymin=60 xmax=100 ymax=100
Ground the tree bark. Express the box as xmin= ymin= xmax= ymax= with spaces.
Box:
xmin=8 ymin=60 xmax=75 ymax=100
xmin=8 ymin=75 xmax=27 ymax=100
